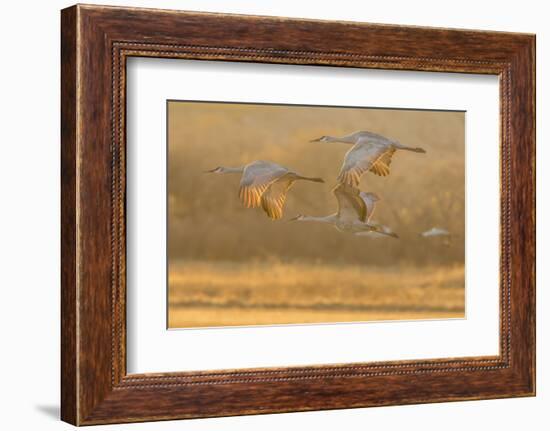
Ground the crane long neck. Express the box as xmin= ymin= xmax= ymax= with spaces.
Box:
xmin=299 ymin=214 xmax=335 ymax=224
xmin=222 ymin=166 xmax=245 ymax=173
xmin=327 ymin=135 xmax=355 ymax=144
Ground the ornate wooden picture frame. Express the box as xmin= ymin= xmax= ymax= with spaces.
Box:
xmin=61 ymin=4 xmax=535 ymax=425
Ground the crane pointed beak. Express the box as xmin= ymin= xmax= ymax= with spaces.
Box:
xmin=288 ymin=215 xmax=301 ymax=222
xmin=203 ymin=168 xmax=217 ymax=173
xmin=309 ymin=137 xmax=322 ymax=142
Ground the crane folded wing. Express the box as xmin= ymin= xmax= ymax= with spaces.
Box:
xmin=360 ymin=192 xmax=378 ymax=223
xmin=333 ymin=183 xmax=367 ymax=222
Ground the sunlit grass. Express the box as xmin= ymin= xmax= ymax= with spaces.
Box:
xmin=168 ymin=260 xmax=464 ymax=328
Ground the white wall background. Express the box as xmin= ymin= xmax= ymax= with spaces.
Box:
xmin=0 ymin=0 xmax=545 ymax=429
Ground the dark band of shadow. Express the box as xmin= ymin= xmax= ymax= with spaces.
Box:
xmin=35 ymin=405 xmax=59 ymax=420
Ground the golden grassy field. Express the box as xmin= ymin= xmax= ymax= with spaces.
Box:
xmin=168 ymin=260 xmax=465 ymax=328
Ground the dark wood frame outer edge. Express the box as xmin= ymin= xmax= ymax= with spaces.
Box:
xmin=61 ymin=4 xmax=535 ymax=426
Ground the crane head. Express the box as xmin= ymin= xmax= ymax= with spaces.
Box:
xmin=310 ymin=135 xmax=330 ymax=143
xmin=288 ymin=214 xmax=305 ymax=221
xmin=204 ymin=166 xmax=223 ymax=173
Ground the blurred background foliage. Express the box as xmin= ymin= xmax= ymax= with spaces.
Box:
xmin=168 ymin=101 xmax=465 ymax=267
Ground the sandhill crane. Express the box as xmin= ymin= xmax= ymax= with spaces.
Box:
xmin=290 ymin=183 xmax=398 ymax=238
xmin=205 ymin=160 xmax=324 ymax=220
xmin=310 ymin=130 xmax=426 ymax=186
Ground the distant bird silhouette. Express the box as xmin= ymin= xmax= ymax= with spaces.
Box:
xmin=311 ymin=130 xmax=426 ymax=186
xmin=420 ymin=227 xmax=450 ymax=237
xmin=420 ymin=227 xmax=452 ymax=247
xmin=290 ymin=183 xmax=398 ymax=238
xmin=205 ymin=160 xmax=324 ymax=220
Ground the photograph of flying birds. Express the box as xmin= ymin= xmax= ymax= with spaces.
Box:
xmin=205 ymin=130 xmax=426 ymax=237
xmin=168 ymin=101 xmax=465 ymax=328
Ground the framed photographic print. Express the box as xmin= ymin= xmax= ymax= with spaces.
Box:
xmin=61 ymin=4 xmax=535 ymax=425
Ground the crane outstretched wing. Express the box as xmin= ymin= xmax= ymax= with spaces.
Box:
xmin=238 ymin=161 xmax=288 ymax=208
xmin=333 ymin=183 xmax=367 ymax=222
xmin=260 ymin=175 xmax=295 ymax=220
xmin=369 ymin=148 xmax=395 ymax=176
xmin=337 ymin=143 xmax=395 ymax=186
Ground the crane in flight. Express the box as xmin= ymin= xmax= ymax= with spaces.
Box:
xmin=289 ymin=183 xmax=398 ymax=238
xmin=420 ymin=227 xmax=450 ymax=237
xmin=205 ymin=160 xmax=324 ymax=220
xmin=420 ymin=227 xmax=452 ymax=247
xmin=310 ymin=130 xmax=426 ymax=186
